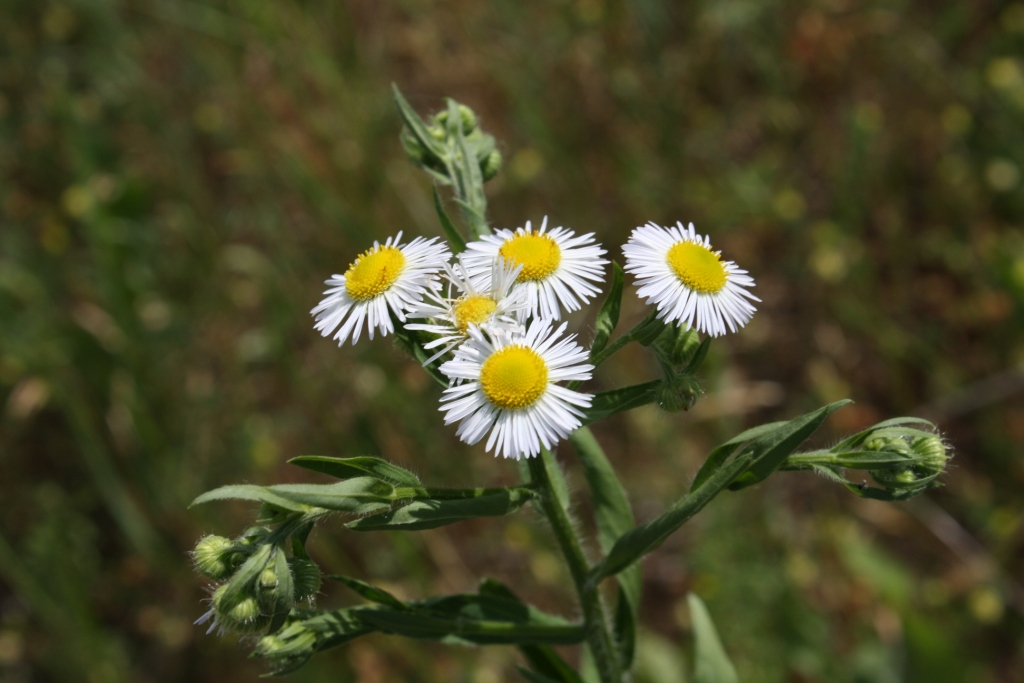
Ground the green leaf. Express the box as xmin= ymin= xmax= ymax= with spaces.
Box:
xmin=689 ymin=594 xmax=738 ymax=683
xmin=728 ymin=400 xmax=851 ymax=490
xmin=357 ymin=593 xmax=585 ymax=645
xmin=326 ymin=575 xmax=407 ymax=609
xmin=590 ymin=263 xmax=624 ymax=359
xmin=582 ymin=381 xmax=660 ymax=424
xmin=568 ymin=427 xmax=641 ymax=667
xmin=433 ymin=185 xmax=467 ymax=253
xmin=690 ymin=420 xmax=788 ymax=492
xmin=392 ymin=84 xmax=445 ymax=159
xmin=289 ymin=455 xmax=421 ymax=487
xmin=267 ymin=477 xmax=396 ymax=511
xmin=593 ymin=450 xmax=757 ymax=580
xmin=190 ymin=484 xmax=308 ymax=512
xmin=690 ymin=400 xmax=850 ymax=493
xmin=346 ymin=489 xmax=533 ymax=531
xmin=479 ymin=579 xmax=585 ymax=683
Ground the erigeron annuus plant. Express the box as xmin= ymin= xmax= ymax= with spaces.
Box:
xmin=190 ymin=87 xmax=951 ymax=682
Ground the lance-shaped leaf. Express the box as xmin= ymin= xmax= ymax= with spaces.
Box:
xmin=590 ymin=263 xmax=624 ymax=359
xmin=690 ymin=400 xmax=851 ymax=493
xmin=433 ymin=185 xmax=467 ymax=253
xmin=357 ymin=593 xmax=585 ymax=645
xmin=327 ymin=574 xmax=408 ymax=609
xmin=569 ymin=428 xmax=641 ymax=668
xmin=392 ymin=84 xmax=445 ymax=160
xmin=479 ymin=579 xmax=585 ymax=683
xmin=582 ymin=381 xmax=660 ymax=425
xmin=592 ymin=449 xmax=758 ymax=581
xmin=267 ymin=477 xmax=396 ymax=512
xmin=289 ymin=455 xmax=421 ymax=487
xmin=190 ymin=484 xmax=308 ymax=513
xmin=346 ymin=488 xmax=534 ymax=531
xmin=727 ymin=400 xmax=851 ymax=490
xmin=689 ymin=594 xmax=738 ymax=683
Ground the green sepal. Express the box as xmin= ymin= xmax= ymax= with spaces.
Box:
xmin=590 ymin=263 xmax=624 ymax=359
xmin=433 ymin=185 xmax=467 ymax=253
xmin=289 ymin=455 xmax=421 ymax=487
xmin=326 ymin=574 xmax=407 ymax=609
xmin=689 ymin=593 xmax=738 ymax=683
xmin=346 ymin=488 xmax=534 ymax=531
xmin=190 ymin=485 xmax=308 ymax=513
xmin=682 ymin=336 xmax=711 ymax=373
xmin=267 ymin=478 xmax=396 ymax=511
xmin=582 ymin=381 xmax=660 ymax=425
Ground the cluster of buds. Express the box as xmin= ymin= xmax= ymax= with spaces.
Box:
xmin=780 ymin=418 xmax=951 ymax=500
xmin=399 ymin=100 xmax=503 ymax=182
xmin=192 ymin=527 xmax=322 ymax=635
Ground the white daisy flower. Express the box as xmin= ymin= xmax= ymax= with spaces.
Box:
xmin=405 ymin=256 xmax=529 ymax=365
xmin=623 ymin=221 xmax=759 ymax=337
xmin=438 ymin=319 xmax=594 ymax=459
xmin=462 ymin=217 xmax=608 ymax=321
xmin=311 ymin=232 xmax=451 ymax=345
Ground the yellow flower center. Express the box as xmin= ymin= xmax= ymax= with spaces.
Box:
xmin=499 ymin=232 xmax=561 ymax=282
xmin=666 ymin=241 xmax=727 ymax=294
xmin=453 ymin=294 xmax=498 ymax=334
xmin=344 ymin=246 xmax=406 ymax=301
xmin=479 ymin=346 xmax=549 ymax=410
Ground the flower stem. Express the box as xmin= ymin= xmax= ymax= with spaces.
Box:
xmin=526 ymin=451 xmax=623 ymax=683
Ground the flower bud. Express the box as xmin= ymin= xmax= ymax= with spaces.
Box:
xmin=481 ymin=149 xmax=503 ymax=181
xmin=657 ymin=373 xmax=702 ymax=412
xmin=192 ymin=535 xmax=240 ymax=581
xmin=289 ymin=557 xmax=322 ymax=601
xmin=212 ymin=584 xmax=269 ymax=635
xmin=434 ymin=104 xmax=478 ymax=135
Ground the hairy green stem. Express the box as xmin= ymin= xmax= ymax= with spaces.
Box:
xmin=526 ymin=453 xmax=623 ymax=683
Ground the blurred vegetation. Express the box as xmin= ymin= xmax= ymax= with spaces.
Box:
xmin=2 ymin=0 xmax=1023 ymax=681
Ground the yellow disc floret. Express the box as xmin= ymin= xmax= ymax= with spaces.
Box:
xmin=499 ymin=233 xmax=561 ymax=282
xmin=480 ymin=346 xmax=549 ymax=410
xmin=666 ymin=241 xmax=727 ymax=294
xmin=344 ymin=246 xmax=406 ymax=301
xmin=453 ymin=295 xmax=498 ymax=334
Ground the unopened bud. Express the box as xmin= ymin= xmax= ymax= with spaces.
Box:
xmin=289 ymin=557 xmax=322 ymax=601
xmin=192 ymin=535 xmax=240 ymax=581
xmin=481 ymin=149 xmax=503 ymax=181
xmin=259 ymin=566 xmax=279 ymax=589
xmin=212 ymin=584 xmax=269 ymax=634
xmin=657 ymin=373 xmax=702 ymax=412
xmin=435 ymin=104 xmax=477 ymax=135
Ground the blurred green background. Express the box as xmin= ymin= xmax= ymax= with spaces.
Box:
xmin=2 ymin=0 xmax=1023 ymax=681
